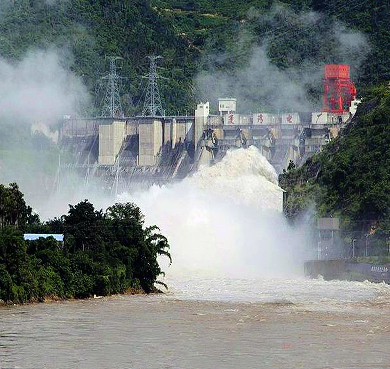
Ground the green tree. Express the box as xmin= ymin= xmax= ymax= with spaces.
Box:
xmin=0 ymin=183 xmax=35 ymax=231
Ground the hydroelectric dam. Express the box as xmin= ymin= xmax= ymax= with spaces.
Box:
xmin=58 ymin=97 xmax=358 ymax=196
xmin=56 ymin=63 xmax=360 ymax=203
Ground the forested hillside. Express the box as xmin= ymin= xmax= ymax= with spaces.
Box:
xmin=0 ymin=0 xmax=198 ymax=115
xmin=0 ymin=0 xmax=388 ymax=115
xmin=151 ymin=0 xmax=390 ymax=109
xmin=152 ymin=0 xmax=389 ymax=87
xmin=280 ymin=86 xmax=390 ymax=255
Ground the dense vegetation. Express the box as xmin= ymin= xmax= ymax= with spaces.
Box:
xmin=280 ymin=86 xmax=390 ymax=256
xmin=0 ymin=0 xmax=198 ymax=116
xmin=0 ymin=0 xmax=388 ymax=114
xmin=0 ymin=183 xmax=171 ymax=304
xmin=152 ymin=0 xmax=390 ymax=87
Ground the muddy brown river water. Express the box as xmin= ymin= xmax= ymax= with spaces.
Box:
xmin=6 ymin=133 xmax=390 ymax=368
xmin=1 ymin=277 xmax=390 ymax=369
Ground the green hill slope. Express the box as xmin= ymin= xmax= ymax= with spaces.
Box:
xmin=280 ymin=86 xmax=390 ymax=254
xmin=0 ymin=0 xmax=388 ymax=115
xmin=0 ymin=0 xmax=199 ymax=115
xmin=152 ymin=0 xmax=390 ymax=90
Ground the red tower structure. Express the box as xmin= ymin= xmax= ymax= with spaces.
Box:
xmin=322 ymin=64 xmax=356 ymax=114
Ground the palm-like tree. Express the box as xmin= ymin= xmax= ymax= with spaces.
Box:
xmin=145 ymin=225 xmax=172 ymax=265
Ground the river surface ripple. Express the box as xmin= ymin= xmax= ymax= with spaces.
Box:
xmin=1 ymin=277 xmax=390 ymax=369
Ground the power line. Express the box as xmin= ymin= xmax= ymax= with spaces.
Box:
xmin=101 ymin=56 xmax=124 ymax=118
xmin=141 ymin=55 xmax=166 ymax=117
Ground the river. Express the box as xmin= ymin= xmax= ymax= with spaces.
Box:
xmin=2 ymin=147 xmax=390 ymax=368
xmin=1 ymin=276 xmax=390 ymax=369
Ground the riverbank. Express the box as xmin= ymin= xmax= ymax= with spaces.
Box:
xmin=0 ymin=285 xmax=161 ymax=307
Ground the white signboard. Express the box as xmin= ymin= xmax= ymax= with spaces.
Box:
xmin=312 ymin=112 xmax=329 ymax=125
xmin=253 ymin=113 xmax=273 ymax=125
xmin=281 ymin=113 xmax=300 ymax=125
xmin=240 ymin=115 xmax=252 ymax=125
xmin=219 ymin=98 xmax=237 ymax=114
xmin=224 ymin=113 xmax=239 ymax=125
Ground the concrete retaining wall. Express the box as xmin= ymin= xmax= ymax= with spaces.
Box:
xmin=304 ymin=260 xmax=390 ymax=283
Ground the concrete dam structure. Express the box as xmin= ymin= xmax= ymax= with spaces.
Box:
xmin=58 ymin=63 xmax=360 ymax=192
xmin=58 ymin=96 xmax=358 ymax=193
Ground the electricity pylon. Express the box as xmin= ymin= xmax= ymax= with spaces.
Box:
xmin=101 ymin=56 xmax=124 ymax=118
xmin=141 ymin=55 xmax=165 ymax=117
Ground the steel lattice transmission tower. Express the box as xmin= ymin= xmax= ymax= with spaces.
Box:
xmin=142 ymin=55 xmax=165 ymax=117
xmin=101 ymin=56 xmax=124 ymax=118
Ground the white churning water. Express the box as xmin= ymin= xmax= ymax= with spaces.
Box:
xmin=118 ymin=146 xmax=390 ymax=306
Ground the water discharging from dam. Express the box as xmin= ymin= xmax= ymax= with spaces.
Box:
xmin=118 ymin=146 xmax=390 ymax=306
xmin=3 ymin=146 xmax=390 ymax=369
xmin=119 ymin=146 xmax=300 ymax=278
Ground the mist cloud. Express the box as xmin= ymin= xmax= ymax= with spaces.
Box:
xmin=197 ymin=46 xmax=311 ymax=112
xmin=0 ymin=48 xmax=89 ymax=124
xmin=196 ymin=4 xmax=370 ymax=113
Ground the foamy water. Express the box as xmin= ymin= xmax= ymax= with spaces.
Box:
xmin=164 ymin=275 xmax=390 ymax=310
xmin=116 ymin=146 xmax=390 ymax=308
xmin=118 ymin=146 xmax=302 ymax=279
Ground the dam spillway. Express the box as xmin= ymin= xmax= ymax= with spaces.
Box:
xmin=58 ymin=99 xmax=353 ymax=194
